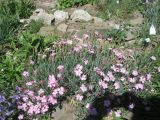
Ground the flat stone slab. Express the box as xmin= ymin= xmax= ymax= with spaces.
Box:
xmin=52 ymin=103 xmax=76 ymax=120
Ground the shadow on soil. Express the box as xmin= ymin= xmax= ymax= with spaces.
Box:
xmin=85 ymin=92 xmax=160 ymax=120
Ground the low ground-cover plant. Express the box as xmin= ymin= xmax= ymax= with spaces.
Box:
xmin=15 ymin=32 xmax=160 ymax=119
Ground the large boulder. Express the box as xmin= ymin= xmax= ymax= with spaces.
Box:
xmin=70 ymin=9 xmax=93 ymax=22
xmin=53 ymin=10 xmax=69 ymax=24
xmin=29 ymin=9 xmax=54 ymax=25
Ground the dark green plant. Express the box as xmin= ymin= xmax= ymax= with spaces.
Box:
xmin=105 ymin=28 xmax=126 ymax=44
xmin=0 ymin=31 xmax=59 ymax=93
xmin=0 ymin=0 xmax=35 ymax=46
xmin=58 ymin=0 xmax=95 ymax=9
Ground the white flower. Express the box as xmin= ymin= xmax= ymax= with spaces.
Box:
xmin=116 ymin=0 xmax=119 ymax=4
xmin=145 ymin=38 xmax=150 ymax=43
xmin=149 ymin=25 xmax=156 ymax=35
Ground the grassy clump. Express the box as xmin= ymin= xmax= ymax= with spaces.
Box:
xmin=96 ymin=0 xmax=144 ymax=19
xmin=0 ymin=0 xmax=35 ymax=45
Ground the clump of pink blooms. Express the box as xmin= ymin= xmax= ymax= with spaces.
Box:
xmin=72 ymin=46 xmax=154 ymax=118
xmin=18 ymin=65 xmax=66 ymax=119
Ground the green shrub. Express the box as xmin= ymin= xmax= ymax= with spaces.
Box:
xmin=0 ymin=31 xmax=59 ymax=93
xmin=58 ymin=0 xmax=95 ymax=9
xmin=23 ymin=36 xmax=158 ymax=119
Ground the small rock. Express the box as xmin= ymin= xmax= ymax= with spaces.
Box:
xmin=70 ymin=9 xmax=93 ymax=22
xmin=53 ymin=10 xmax=69 ymax=25
xmin=93 ymin=17 xmax=104 ymax=27
xmin=38 ymin=26 xmax=55 ymax=36
xmin=29 ymin=9 xmax=54 ymax=25
xmin=57 ymin=23 xmax=68 ymax=33
xmin=19 ymin=19 xmax=26 ymax=23
xmin=129 ymin=11 xmax=144 ymax=25
xmin=35 ymin=0 xmax=57 ymax=11
xmin=52 ymin=103 xmax=75 ymax=120
xmin=126 ymin=31 xmax=135 ymax=41
xmin=104 ymin=20 xmax=120 ymax=29
xmin=125 ymin=112 xmax=134 ymax=120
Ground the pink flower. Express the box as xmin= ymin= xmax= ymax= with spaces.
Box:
xmin=52 ymin=90 xmax=58 ymax=97
xmin=76 ymin=94 xmax=83 ymax=101
xmin=107 ymin=71 xmax=115 ymax=81
xmin=48 ymin=96 xmax=57 ymax=105
xmin=94 ymin=67 xmax=105 ymax=77
xmin=104 ymin=75 xmax=110 ymax=82
xmin=22 ymin=71 xmax=29 ymax=78
xmin=129 ymin=77 xmax=136 ymax=83
xmin=111 ymin=65 xmax=119 ymax=72
xmin=114 ymin=82 xmax=120 ymax=89
xmin=27 ymin=105 xmax=34 ymax=115
xmin=57 ymin=73 xmax=62 ymax=80
xmin=74 ymin=64 xmax=83 ymax=77
xmin=115 ymin=110 xmax=121 ymax=117
xmin=20 ymin=103 xmax=27 ymax=111
xmin=34 ymin=104 xmax=41 ymax=114
xmin=135 ymin=83 xmax=144 ymax=90
xmin=120 ymin=68 xmax=127 ymax=74
xmin=146 ymin=74 xmax=151 ymax=80
xmin=73 ymin=45 xmax=83 ymax=52
xmin=99 ymin=80 xmax=108 ymax=89
xmin=88 ymin=48 xmax=95 ymax=54
xmin=66 ymin=40 xmax=73 ymax=45
xmin=41 ymin=104 xmax=49 ymax=113
xmin=18 ymin=114 xmax=24 ymax=120
xmin=88 ymin=84 xmax=93 ymax=90
xmin=58 ymin=87 xmax=65 ymax=95
xmin=139 ymin=76 xmax=146 ymax=83
xmin=94 ymin=31 xmax=100 ymax=36
xmin=132 ymin=70 xmax=138 ymax=76
xmin=57 ymin=65 xmax=64 ymax=73
xmin=83 ymin=59 xmax=88 ymax=65
xmin=129 ymin=103 xmax=134 ymax=110
xmin=25 ymin=90 xmax=34 ymax=97
xmin=26 ymin=81 xmax=34 ymax=86
xmin=83 ymin=34 xmax=90 ymax=40
xmin=48 ymin=74 xmax=58 ymax=88
xmin=80 ymin=74 xmax=87 ymax=81
xmin=80 ymin=84 xmax=87 ymax=92
xmin=22 ymin=96 xmax=28 ymax=102
xmin=40 ymin=96 xmax=47 ymax=103
xmin=150 ymin=56 xmax=156 ymax=61
xmin=38 ymin=89 xmax=45 ymax=95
